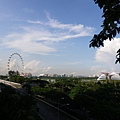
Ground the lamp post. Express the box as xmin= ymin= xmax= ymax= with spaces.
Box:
xmin=58 ymin=99 xmax=59 ymax=120
xmin=0 ymin=83 xmax=1 ymax=93
xmin=58 ymin=97 xmax=64 ymax=120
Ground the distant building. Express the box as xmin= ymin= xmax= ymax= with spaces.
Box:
xmin=52 ymin=74 xmax=58 ymax=77
xmin=61 ymin=74 xmax=67 ymax=77
xmin=24 ymin=73 xmax=32 ymax=78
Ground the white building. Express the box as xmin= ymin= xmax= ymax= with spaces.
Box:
xmin=97 ymin=72 xmax=120 ymax=80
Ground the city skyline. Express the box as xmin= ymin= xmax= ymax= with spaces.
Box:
xmin=0 ymin=0 xmax=120 ymax=76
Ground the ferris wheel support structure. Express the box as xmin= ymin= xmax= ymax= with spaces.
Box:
xmin=7 ymin=53 xmax=24 ymax=75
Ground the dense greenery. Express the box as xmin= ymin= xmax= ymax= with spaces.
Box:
xmin=90 ymin=0 xmax=120 ymax=63
xmin=31 ymin=77 xmax=120 ymax=120
xmin=0 ymin=83 xmax=41 ymax=120
xmin=70 ymin=81 xmax=120 ymax=119
xmin=4 ymin=74 xmax=120 ymax=119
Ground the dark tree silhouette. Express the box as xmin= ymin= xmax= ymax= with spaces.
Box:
xmin=90 ymin=0 xmax=120 ymax=63
xmin=0 ymin=84 xmax=41 ymax=120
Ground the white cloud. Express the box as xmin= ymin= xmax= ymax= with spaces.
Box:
xmin=27 ymin=20 xmax=43 ymax=24
xmin=0 ymin=58 xmax=43 ymax=75
xmin=45 ymin=12 xmax=94 ymax=34
xmin=24 ymin=60 xmax=40 ymax=70
xmin=0 ymin=58 xmax=7 ymax=75
xmin=3 ymin=30 xmax=56 ymax=54
xmin=24 ymin=60 xmax=41 ymax=75
xmin=1 ymin=15 xmax=95 ymax=54
xmin=95 ymin=38 xmax=120 ymax=72
xmin=90 ymin=65 xmax=107 ymax=75
xmin=90 ymin=65 xmax=106 ymax=71
xmin=41 ymin=67 xmax=53 ymax=73
xmin=66 ymin=61 xmax=82 ymax=65
xmin=48 ymin=18 xmax=94 ymax=35
xmin=24 ymin=60 xmax=53 ymax=75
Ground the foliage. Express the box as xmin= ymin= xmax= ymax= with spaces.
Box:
xmin=69 ymin=81 xmax=120 ymax=119
xmin=0 ymin=75 xmax=8 ymax=80
xmin=30 ymin=77 xmax=120 ymax=119
xmin=9 ymin=75 xmax=25 ymax=83
xmin=90 ymin=0 xmax=120 ymax=63
xmin=0 ymin=84 xmax=41 ymax=120
xmin=22 ymin=83 xmax=31 ymax=93
xmin=116 ymin=49 xmax=120 ymax=63
xmin=8 ymin=70 xmax=20 ymax=76
xmin=31 ymin=86 xmax=42 ymax=94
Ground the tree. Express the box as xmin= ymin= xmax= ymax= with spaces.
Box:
xmin=0 ymin=84 xmax=41 ymax=120
xmin=90 ymin=0 xmax=120 ymax=63
xmin=8 ymin=70 xmax=16 ymax=76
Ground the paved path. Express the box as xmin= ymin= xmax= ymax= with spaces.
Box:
xmin=0 ymin=79 xmax=21 ymax=88
xmin=36 ymin=98 xmax=79 ymax=120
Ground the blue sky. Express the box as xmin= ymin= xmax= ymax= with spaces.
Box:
xmin=0 ymin=0 xmax=120 ymax=76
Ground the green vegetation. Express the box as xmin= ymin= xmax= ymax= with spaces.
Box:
xmin=90 ymin=0 xmax=120 ymax=63
xmin=3 ymin=74 xmax=120 ymax=119
xmin=0 ymin=83 xmax=41 ymax=120
xmin=30 ymin=77 xmax=120 ymax=120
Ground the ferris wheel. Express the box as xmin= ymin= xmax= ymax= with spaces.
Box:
xmin=7 ymin=53 xmax=24 ymax=74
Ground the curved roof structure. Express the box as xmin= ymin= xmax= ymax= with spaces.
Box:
xmin=97 ymin=72 xmax=120 ymax=80
xmin=97 ymin=74 xmax=106 ymax=80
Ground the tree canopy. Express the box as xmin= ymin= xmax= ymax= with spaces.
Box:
xmin=90 ymin=0 xmax=120 ymax=63
xmin=0 ymin=83 xmax=41 ymax=120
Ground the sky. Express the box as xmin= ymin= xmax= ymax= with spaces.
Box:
xmin=0 ymin=0 xmax=120 ymax=76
